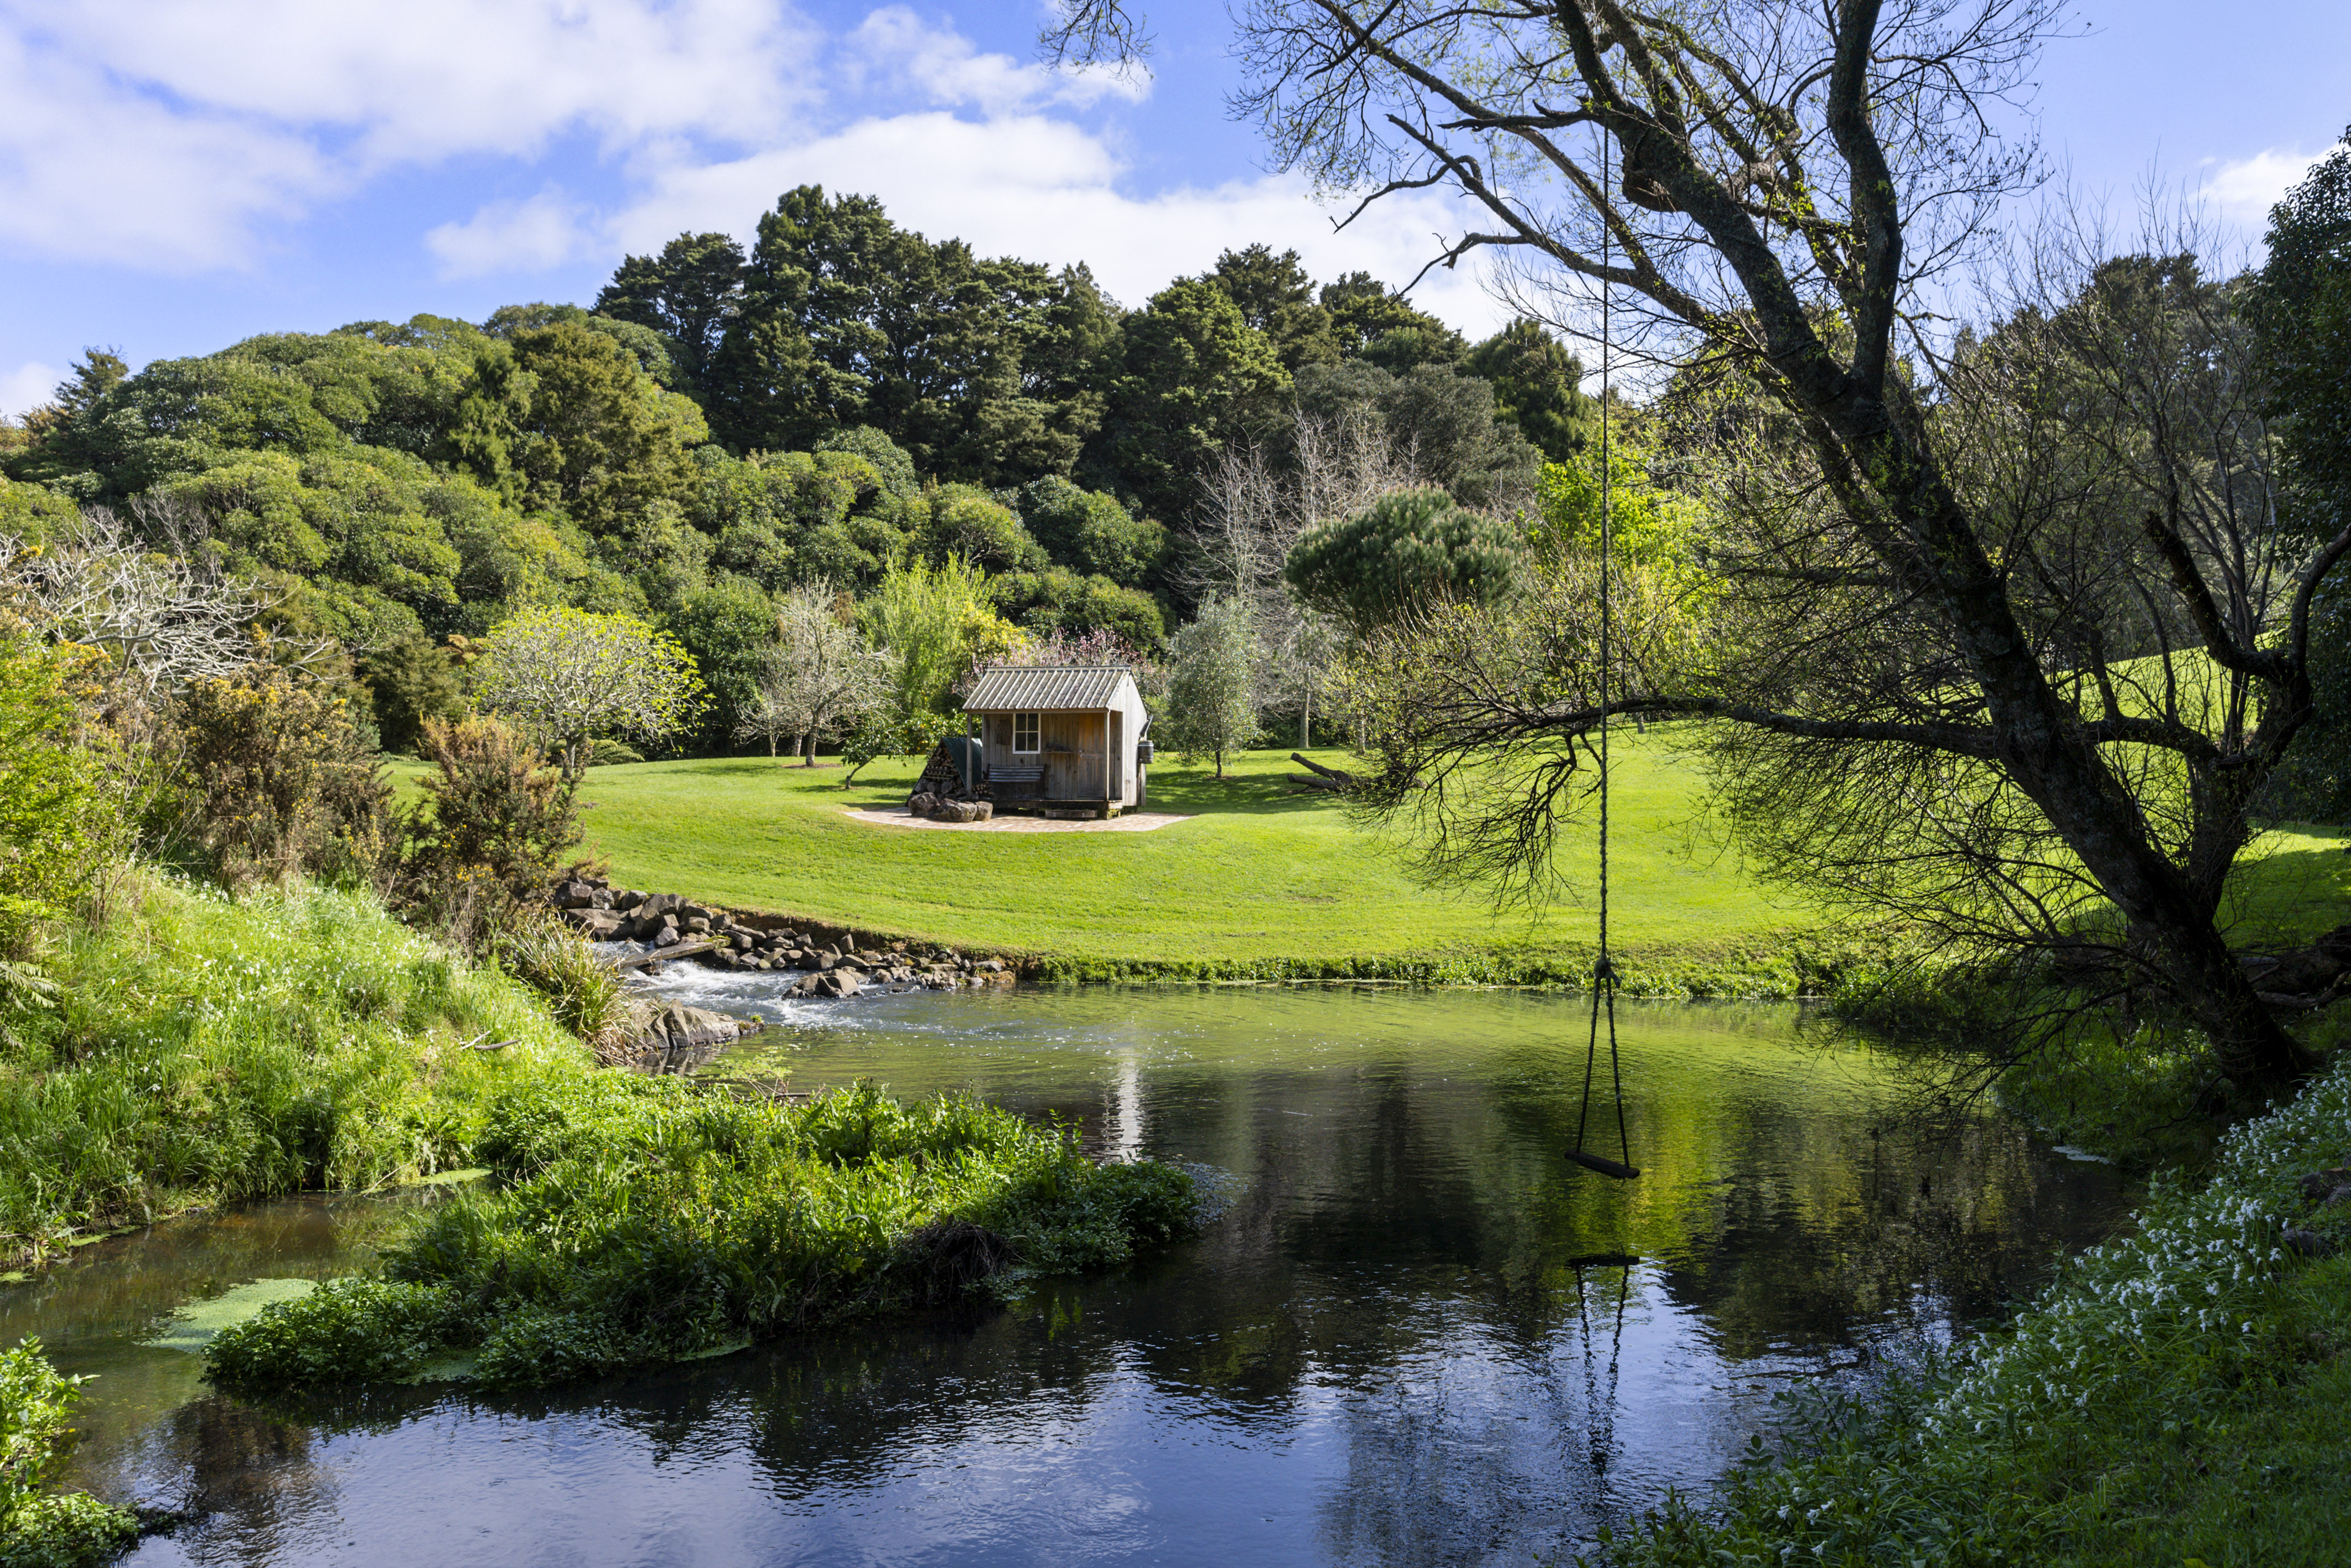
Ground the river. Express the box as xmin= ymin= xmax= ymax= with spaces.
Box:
xmin=2 ymin=982 xmax=2123 ymax=1567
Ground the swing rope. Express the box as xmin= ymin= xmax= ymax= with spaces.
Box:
xmin=1570 ymin=131 xmax=1639 ymax=1183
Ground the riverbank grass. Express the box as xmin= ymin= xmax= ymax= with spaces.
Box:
xmin=1610 ymin=1053 xmax=2351 ymax=1567
xmin=1 ymin=875 xmax=587 ymax=1271
xmin=205 ymin=1078 xmax=1195 ymax=1389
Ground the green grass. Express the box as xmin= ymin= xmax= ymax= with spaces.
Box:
xmin=490 ymin=738 xmax=1845 ymax=983
xmin=0 ymin=874 xmax=590 ymax=1270
xmin=203 ymin=1077 xmax=1196 ymax=1390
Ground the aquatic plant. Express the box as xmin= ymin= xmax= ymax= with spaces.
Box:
xmin=205 ymin=1079 xmax=1197 ymax=1390
xmin=0 ymin=1338 xmax=137 ymax=1567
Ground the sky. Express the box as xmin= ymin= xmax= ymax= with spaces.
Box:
xmin=1 ymin=0 xmax=2345 ymax=419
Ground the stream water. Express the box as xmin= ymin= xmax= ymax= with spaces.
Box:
xmin=3 ymin=982 xmax=2124 ymax=1567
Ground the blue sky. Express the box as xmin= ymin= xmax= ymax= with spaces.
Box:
xmin=2 ymin=1 xmax=2344 ymax=418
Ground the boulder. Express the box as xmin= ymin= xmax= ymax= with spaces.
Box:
xmin=908 ymin=791 xmax=939 ymax=818
xmin=552 ymin=880 xmax=599 ymax=910
xmin=820 ymin=969 xmax=862 ymax=998
xmin=565 ymin=908 xmax=626 ymax=940
xmin=653 ymin=926 xmax=681 ymax=949
xmin=641 ymin=893 xmax=685 ymax=920
xmin=615 ymin=889 xmax=647 ymax=912
xmin=2298 ymin=1167 xmax=2351 ymax=1202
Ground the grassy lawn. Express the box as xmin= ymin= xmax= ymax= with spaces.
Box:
xmin=518 ymin=736 xmax=1816 ymax=970
xmin=392 ymin=737 xmax=2348 ymax=970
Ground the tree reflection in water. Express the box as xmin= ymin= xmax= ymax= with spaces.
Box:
xmin=11 ymin=989 xmax=2122 ymax=1568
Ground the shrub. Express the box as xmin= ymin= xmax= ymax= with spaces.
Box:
xmin=202 ymin=1279 xmax=467 ymax=1388
xmin=170 ymin=663 xmax=392 ymax=894
xmin=0 ymin=1338 xmax=138 ymax=1566
xmin=400 ymin=717 xmax=581 ymax=946
xmin=493 ymin=910 xmax=631 ymax=1044
xmin=0 ymin=632 xmax=112 ymax=957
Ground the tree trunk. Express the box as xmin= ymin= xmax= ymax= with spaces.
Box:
xmin=802 ymin=730 xmax=816 ymax=767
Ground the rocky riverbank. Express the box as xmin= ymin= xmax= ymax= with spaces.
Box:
xmin=548 ymin=871 xmax=1017 ymax=1001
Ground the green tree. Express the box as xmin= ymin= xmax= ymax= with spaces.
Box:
xmin=1463 ymin=319 xmax=1597 ymax=463
xmin=1096 ymin=278 xmax=1291 ymax=526
xmin=859 ymin=557 xmax=1023 ymax=724
xmin=467 ymin=606 xmax=705 ymax=777
xmin=593 ymin=232 xmax=747 ymax=391
xmin=1207 ymin=244 xmax=1339 ymax=372
xmin=2255 ymin=126 xmax=2351 ymax=817
xmin=1018 ymin=475 xmax=1168 ymax=585
xmin=450 ymin=321 xmax=708 ymax=538
xmin=918 ymin=485 xmax=1048 ymax=574
xmin=1284 ymin=487 xmax=1521 ymax=634
xmin=665 ymin=578 xmax=778 ymax=748
xmin=986 ymin=567 xmax=1167 ymax=651
xmin=1163 ymin=595 xmax=1261 ymax=778
xmin=1320 ymin=273 xmax=1464 ymax=367
xmin=0 ymin=634 xmax=113 ymax=957
xmin=360 ymin=632 xmax=464 ymax=754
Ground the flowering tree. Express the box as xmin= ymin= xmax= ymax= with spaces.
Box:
xmin=468 ymin=607 xmax=703 ymax=778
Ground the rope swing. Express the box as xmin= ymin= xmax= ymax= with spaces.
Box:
xmin=1567 ymin=133 xmax=1641 ymax=1183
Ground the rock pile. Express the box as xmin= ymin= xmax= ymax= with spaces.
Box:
xmin=907 ymin=792 xmax=992 ymax=824
xmin=548 ymin=873 xmax=1015 ymax=998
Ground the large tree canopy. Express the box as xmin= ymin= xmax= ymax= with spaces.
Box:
xmin=1050 ymin=0 xmax=2347 ymax=1094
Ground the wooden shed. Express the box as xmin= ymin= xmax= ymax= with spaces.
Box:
xmin=962 ymin=664 xmax=1151 ymax=814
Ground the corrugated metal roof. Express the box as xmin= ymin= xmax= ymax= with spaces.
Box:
xmin=963 ymin=664 xmax=1136 ymax=712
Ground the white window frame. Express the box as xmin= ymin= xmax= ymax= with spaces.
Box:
xmin=1013 ymin=712 xmax=1040 ymax=754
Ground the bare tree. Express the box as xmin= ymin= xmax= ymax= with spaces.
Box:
xmin=1052 ymin=1 xmax=2347 ymax=1093
xmin=737 ymin=583 xmax=888 ymax=766
xmin=1 ymin=504 xmax=273 ymax=702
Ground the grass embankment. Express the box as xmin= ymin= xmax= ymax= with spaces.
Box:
xmin=1611 ymin=1055 xmax=2351 ymax=1567
xmin=517 ymin=739 xmax=1878 ymax=993
xmin=2 ymin=874 xmax=1195 ymax=1555
xmin=0 ymin=875 xmax=586 ymax=1272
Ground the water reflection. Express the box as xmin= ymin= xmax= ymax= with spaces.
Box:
xmin=0 ymin=986 xmax=2122 ymax=1567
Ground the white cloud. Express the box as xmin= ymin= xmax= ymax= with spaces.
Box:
xmin=0 ymin=0 xmax=821 ymax=267
xmin=427 ymin=192 xmax=592 ymax=278
xmin=611 ymin=111 xmax=1512 ymax=331
xmin=0 ymin=0 xmax=1511 ymax=330
xmin=1 ymin=359 xmax=58 ymax=420
xmin=2200 ymin=145 xmax=2338 ymax=226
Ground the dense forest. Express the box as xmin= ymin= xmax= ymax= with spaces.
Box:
xmin=0 ymin=185 xmax=1596 ymax=755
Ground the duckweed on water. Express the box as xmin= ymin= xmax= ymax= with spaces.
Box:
xmin=206 ymin=1079 xmax=1198 ymax=1389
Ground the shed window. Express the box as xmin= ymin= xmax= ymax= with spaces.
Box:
xmin=1013 ymin=713 xmax=1040 ymax=753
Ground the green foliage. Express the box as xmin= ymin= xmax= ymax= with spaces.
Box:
xmin=450 ymin=321 xmax=709 ymax=538
xmin=1319 ymin=271 xmax=1464 ymax=365
xmin=0 ymin=876 xmax=585 ymax=1272
xmin=0 ymin=1338 xmax=137 ymax=1568
xmin=401 ymin=718 xmax=582 ymax=941
xmin=1529 ymin=441 xmax=1705 ymax=574
xmin=1290 ymin=359 xmax=1542 ymax=510
xmin=1098 ymin=278 xmax=1291 ymax=526
xmin=201 ymin=1279 xmax=467 ymax=1388
xmin=170 ymin=664 xmax=392 ymax=892
xmin=859 ymin=557 xmax=1022 ymax=722
xmin=0 ymin=635 xmax=111 ymax=957
xmin=1017 ymin=475 xmax=1168 ymax=586
xmin=492 ymin=910 xmax=631 ymax=1044
xmin=2255 ymin=127 xmax=2351 ymax=818
xmin=1204 ymin=243 xmax=1339 ymax=372
xmin=1163 ymin=595 xmax=1260 ymax=777
xmin=359 ymin=632 xmax=463 ymax=754
xmin=1283 ymin=487 xmax=1521 ymax=632
xmin=707 ymin=186 xmax=1110 ymax=485
xmin=1462 ymin=318 xmax=1597 ymax=463
xmin=1608 ymin=1055 xmax=2351 ymax=1568
xmin=204 ymin=1079 xmax=1197 ymax=1390
xmin=592 ymin=232 xmax=747 ymax=391
xmin=986 ymin=567 xmax=1166 ymax=651
xmin=664 ymin=577 xmax=777 ymax=746
xmin=917 ymin=485 xmax=1047 ymax=574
